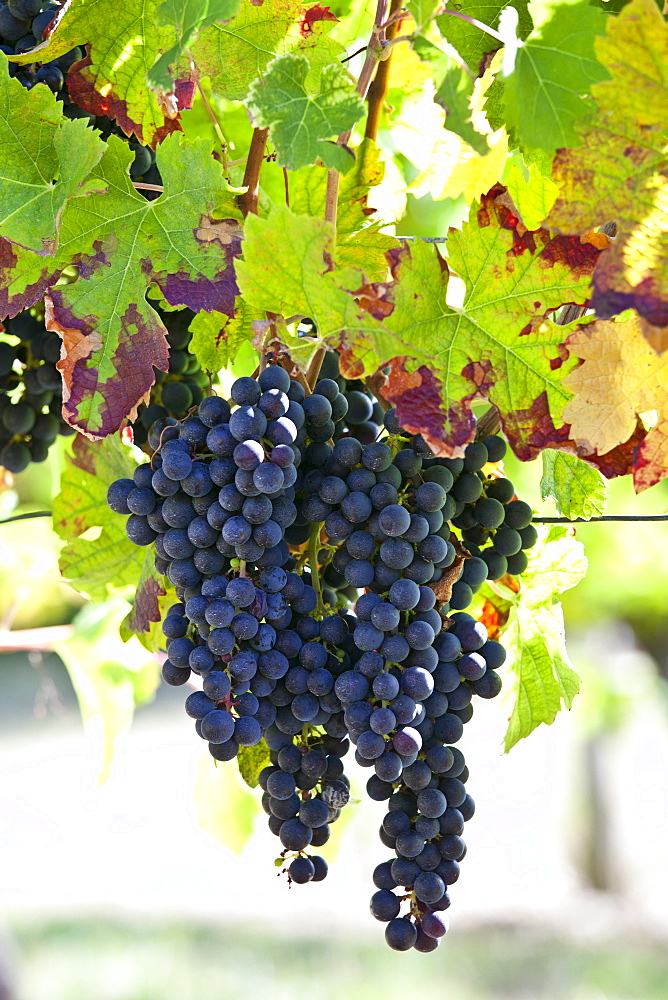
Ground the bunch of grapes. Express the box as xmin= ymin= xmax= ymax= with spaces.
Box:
xmin=0 ymin=308 xmax=74 ymax=473
xmin=106 ymin=354 xmax=536 ymax=949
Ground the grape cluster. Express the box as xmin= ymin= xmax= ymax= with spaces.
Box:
xmin=130 ymin=306 xmax=209 ymax=450
xmin=0 ymin=309 xmax=74 ymax=473
xmin=107 ymin=354 xmax=536 ymax=945
xmin=0 ymin=1 xmax=80 ymax=94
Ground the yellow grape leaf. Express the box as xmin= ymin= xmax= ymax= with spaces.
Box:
xmin=563 ymin=314 xmax=668 ymax=490
xmin=547 ymin=0 xmax=668 ymax=331
xmin=410 ymin=129 xmax=508 ymax=204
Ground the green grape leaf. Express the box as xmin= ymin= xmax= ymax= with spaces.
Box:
xmin=148 ymin=0 xmax=241 ymax=92
xmin=11 ymin=0 xmax=193 ymax=147
xmin=347 ymin=187 xmax=605 ymax=458
xmin=408 ymin=0 xmax=442 ymax=31
xmin=540 ymin=450 xmax=609 ymax=518
xmin=503 ymin=153 xmax=559 ymax=229
xmin=436 ymin=0 xmax=533 ymax=72
xmin=435 ymin=64 xmax=489 ymax=156
xmin=501 ymin=524 xmax=586 ymax=751
xmin=189 ymin=305 xmax=254 ymax=372
xmin=246 ymin=53 xmax=365 ymax=170
xmin=46 ymin=134 xmax=242 ymax=439
xmin=502 ymin=0 xmax=609 ymax=152
xmin=190 ymin=0 xmax=343 ymax=103
xmin=289 ymin=140 xmax=398 ymax=281
xmin=234 ymin=204 xmax=409 ymax=371
xmin=195 ymin=752 xmax=258 ymax=853
xmin=237 ymin=739 xmax=271 ymax=788
xmin=0 ymin=59 xmax=105 ymax=255
xmin=55 ymin=599 xmax=160 ymax=783
xmin=53 ymin=435 xmax=147 ymax=600
xmin=547 ymin=0 xmax=668 ymax=332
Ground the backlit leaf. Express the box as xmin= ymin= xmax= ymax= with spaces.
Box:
xmin=55 ymin=599 xmax=160 ymax=783
xmin=0 ymin=58 xmax=105 ymax=255
xmin=540 ymin=449 xmax=609 ymax=518
xmin=44 ymin=133 xmax=241 ymax=439
xmin=547 ymin=0 xmax=668 ymax=330
xmin=148 ymin=0 xmax=241 ymax=93
xmin=562 ymin=315 xmax=668 ymax=491
xmin=436 ymin=0 xmax=533 ymax=72
xmin=191 ymin=0 xmax=343 ymax=103
xmin=502 ymin=0 xmax=609 ymax=152
xmin=246 ymin=53 xmax=365 ymax=170
xmin=347 ymin=186 xmax=604 ymax=457
xmin=11 ymin=0 xmax=194 ymax=147
xmin=501 ymin=523 xmax=586 ymax=751
xmin=53 ymin=435 xmax=147 ymax=600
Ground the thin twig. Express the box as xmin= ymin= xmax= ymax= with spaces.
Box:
xmin=283 ymin=166 xmax=290 ymax=208
xmin=325 ymin=0 xmax=391 ymax=231
xmin=365 ymin=0 xmax=404 ymax=141
xmin=533 ymin=515 xmax=668 ymax=523
xmin=132 ymin=182 xmax=164 ymax=192
xmin=341 ymin=45 xmax=368 ymax=64
xmin=238 ymin=127 xmax=269 ymax=218
xmin=379 ymin=6 xmax=408 ymax=29
xmin=186 ymin=49 xmax=229 ymax=177
xmin=0 ymin=510 xmax=52 ymax=524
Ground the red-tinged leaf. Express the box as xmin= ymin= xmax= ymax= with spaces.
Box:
xmin=478 ymin=597 xmax=511 ymax=639
xmin=123 ymin=557 xmax=168 ymax=637
xmin=547 ymin=0 xmax=668 ymax=329
xmin=500 ymin=386 xmax=645 ymax=477
xmin=633 ymin=421 xmax=668 ymax=493
xmin=46 ymin=291 xmax=168 ymax=440
xmin=39 ymin=133 xmax=241 ymax=439
xmin=0 ymin=236 xmax=63 ymax=319
xmin=67 ymin=53 xmax=194 ymax=147
xmin=383 ymin=357 xmax=477 ymax=457
xmin=11 ymin=0 xmax=192 ymax=148
xmin=342 ymin=186 xmax=606 ymax=459
xmin=300 ymin=4 xmax=338 ymax=34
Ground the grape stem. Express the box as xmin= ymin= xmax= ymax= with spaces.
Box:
xmin=186 ymin=49 xmax=229 ymax=177
xmin=238 ymin=128 xmax=270 ymax=217
xmin=305 ymin=347 xmax=327 ymax=390
xmin=325 ymin=0 xmax=391 ymax=231
xmin=364 ymin=0 xmax=405 ymax=142
xmin=307 ymin=523 xmax=326 ymax=616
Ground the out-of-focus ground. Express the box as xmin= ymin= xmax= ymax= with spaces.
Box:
xmin=1 ymin=641 xmax=668 ymax=1000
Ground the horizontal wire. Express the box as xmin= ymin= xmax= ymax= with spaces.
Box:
xmin=0 ymin=511 xmax=52 ymax=524
xmin=533 ymin=515 xmax=668 ymax=523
